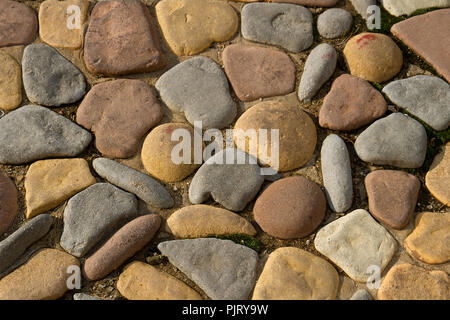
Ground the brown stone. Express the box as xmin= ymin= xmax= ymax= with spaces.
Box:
xmin=83 ymin=214 xmax=161 ymax=281
xmin=0 ymin=0 xmax=37 ymax=47
xmin=0 ymin=52 xmax=21 ymax=111
xmin=0 ymin=171 xmax=18 ymax=235
xmin=425 ymin=143 xmax=450 ymax=206
xmin=84 ymin=0 xmax=165 ymax=75
xmin=365 ymin=170 xmax=420 ymax=229
xmin=222 ymin=44 xmax=296 ymax=102
xmin=391 ymin=9 xmax=450 ymax=82
xmin=77 ymin=79 xmax=162 ymax=158
xmin=319 ymin=74 xmax=387 ymax=131
xmin=253 ymin=176 xmax=326 ymax=239
xmin=271 ymin=0 xmax=339 ymax=6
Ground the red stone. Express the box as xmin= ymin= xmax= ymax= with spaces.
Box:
xmin=0 ymin=0 xmax=37 ymax=47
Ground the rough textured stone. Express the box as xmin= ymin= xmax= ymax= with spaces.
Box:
xmin=0 ymin=105 xmax=92 ymax=165
xmin=321 ymin=134 xmax=353 ymax=213
xmin=271 ymin=0 xmax=339 ymax=7
xmin=155 ymin=57 xmax=236 ymax=129
xmin=22 ymin=43 xmax=86 ymax=107
xmin=382 ymin=75 xmax=450 ymax=131
xmin=319 ymin=74 xmax=387 ymax=130
xmin=317 ymin=9 xmax=353 ymax=39
xmin=365 ymin=170 xmax=420 ymax=229
xmin=84 ymin=0 xmax=165 ymax=75
xmin=404 ymin=212 xmax=450 ymax=264
xmin=355 ymin=113 xmax=427 ymax=168
xmin=84 ymin=214 xmax=161 ymax=281
xmin=222 ymin=44 xmax=296 ymax=102
xmin=167 ymin=205 xmax=257 ymax=238
xmin=73 ymin=293 xmax=104 ymax=300
xmin=254 ymin=176 xmax=326 ymax=239
xmin=158 ymin=238 xmax=259 ymax=300
xmin=77 ymin=79 xmax=162 ymax=158
xmin=117 ymin=261 xmax=202 ymax=300
xmin=350 ymin=289 xmax=373 ymax=300
xmin=382 ymin=0 xmax=450 ymax=17
xmin=0 ymin=249 xmax=79 ymax=300
xmin=0 ymin=52 xmax=21 ymax=111
xmin=425 ymin=143 xmax=450 ymax=205
xmin=156 ymin=0 xmax=238 ymax=56
xmin=60 ymin=183 xmax=138 ymax=257
xmin=241 ymin=3 xmax=314 ymax=53
xmin=315 ymin=209 xmax=397 ymax=282
xmin=25 ymin=159 xmax=96 ymax=219
xmin=349 ymin=0 xmax=377 ymax=19
xmin=0 ymin=172 xmax=18 ymax=235
xmin=0 ymin=214 xmax=53 ymax=273
xmin=234 ymin=100 xmax=317 ymax=172
xmin=343 ymin=33 xmax=403 ymax=83
xmin=252 ymin=247 xmax=339 ymax=300
xmin=378 ymin=263 xmax=450 ymax=300
xmin=0 ymin=0 xmax=37 ymax=47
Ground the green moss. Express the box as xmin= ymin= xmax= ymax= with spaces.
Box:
xmin=372 ymin=82 xmax=384 ymax=92
xmin=210 ymin=234 xmax=262 ymax=252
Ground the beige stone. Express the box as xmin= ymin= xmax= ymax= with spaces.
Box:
xmin=252 ymin=247 xmax=339 ymax=300
xmin=425 ymin=143 xmax=450 ymax=205
xmin=25 ymin=158 xmax=96 ymax=218
xmin=117 ymin=261 xmax=202 ymax=300
xmin=0 ymin=52 xmax=21 ymax=111
xmin=0 ymin=249 xmax=79 ymax=300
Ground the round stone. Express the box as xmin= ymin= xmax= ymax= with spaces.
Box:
xmin=253 ymin=176 xmax=326 ymax=239
xmin=317 ymin=8 xmax=353 ymax=39
xmin=0 ymin=0 xmax=37 ymax=47
xmin=0 ymin=171 xmax=18 ymax=235
xmin=0 ymin=52 xmax=21 ymax=111
xmin=425 ymin=143 xmax=450 ymax=206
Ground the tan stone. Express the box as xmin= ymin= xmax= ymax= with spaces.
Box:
xmin=0 ymin=52 xmax=21 ymax=111
xmin=252 ymin=247 xmax=339 ymax=300
xmin=25 ymin=158 xmax=96 ymax=219
xmin=117 ymin=261 xmax=202 ymax=300
xmin=0 ymin=249 xmax=79 ymax=300
xmin=39 ymin=0 xmax=89 ymax=49
xmin=155 ymin=0 xmax=238 ymax=56
xmin=167 ymin=204 xmax=256 ymax=238
xmin=404 ymin=212 xmax=450 ymax=264
xmin=425 ymin=143 xmax=450 ymax=205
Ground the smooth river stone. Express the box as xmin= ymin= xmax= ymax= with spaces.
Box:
xmin=241 ymin=3 xmax=314 ymax=53
xmin=222 ymin=44 xmax=296 ymax=102
xmin=84 ymin=214 xmax=161 ymax=281
xmin=0 ymin=249 xmax=79 ymax=300
xmin=319 ymin=74 xmax=387 ymax=131
xmin=425 ymin=143 xmax=450 ymax=205
xmin=0 ymin=172 xmax=18 ymax=235
xmin=271 ymin=0 xmax=339 ymax=5
xmin=117 ymin=261 xmax=202 ymax=300
xmin=317 ymin=8 xmax=353 ymax=39
xmin=382 ymin=75 xmax=450 ymax=131
xmin=158 ymin=238 xmax=259 ymax=300
xmin=0 ymin=0 xmax=37 ymax=47
xmin=84 ymin=0 xmax=165 ymax=75
xmin=252 ymin=247 xmax=339 ymax=300
xmin=60 ymin=183 xmax=138 ymax=257
xmin=167 ymin=205 xmax=257 ymax=238
xmin=382 ymin=0 xmax=450 ymax=16
xmin=25 ymin=159 xmax=96 ymax=219
xmin=0 ymin=52 xmax=21 ymax=111
xmin=404 ymin=212 xmax=450 ymax=264
xmin=0 ymin=105 xmax=92 ymax=165
xmin=73 ymin=293 xmax=104 ymax=300
xmin=355 ymin=113 xmax=427 ymax=168
xmin=314 ymin=209 xmax=397 ymax=282
xmin=155 ymin=0 xmax=238 ymax=56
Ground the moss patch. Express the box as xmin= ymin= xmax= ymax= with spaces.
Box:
xmin=211 ymin=234 xmax=262 ymax=252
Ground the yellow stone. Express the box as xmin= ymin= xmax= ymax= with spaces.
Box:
xmin=167 ymin=204 xmax=257 ymax=238
xmin=39 ymin=0 xmax=89 ymax=49
xmin=25 ymin=158 xmax=96 ymax=218
xmin=117 ymin=261 xmax=202 ymax=300
xmin=0 ymin=249 xmax=79 ymax=300
xmin=0 ymin=52 xmax=21 ymax=111
xmin=425 ymin=143 xmax=450 ymax=206
xmin=156 ymin=0 xmax=238 ymax=56
xmin=252 ymin=247 xmax=339 ymax=300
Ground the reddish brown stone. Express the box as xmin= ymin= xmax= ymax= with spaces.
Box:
xmin=391 ymin=9 xmax=450 ymax=82
xmin=0 ymin=0 xmax=37 ymax=47
xmin=365 ymin=170 xmax=420 ymax=229
xmin=319 ymin=74 xmax=387 ymax=131
xmin=76 ymin=79 xmax=162 ymax=158
xmin=271 ymin=0 xmax=339 ymax=7
xmin=0 ymin=171 xmax=18 ymax=234
xmin=222 ymin=44 xmax=296 ymax=102
xmin=254 ymin=176 xmax=326 ymax=239
xmin=83 ymin=0 xmax=165 ymax=75
xmin=83 ymin=214 xmax=161 ymax=281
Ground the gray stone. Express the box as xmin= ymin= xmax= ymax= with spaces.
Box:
xmin=241 ymin=3 xmax=313 ymax=53
xmin=382 ymin=75 xmax=450 ymax=131
xmin=317 ymin=9 xmax=353 ymax=39
xmin=73 ymin=293 xmax=104 ymax=300
xmin=155 ymin=56 xmax=236 ymax=129
xmin=93 ymin=158 xmax=173 ymax=209
xmin=321 ymin=134 xmax=353 ymax=213
xmin=158 ymin=238 xmax=258 ymax=300
xmin=189 ymin=149 xmax=265 ymax=212
xmin=0 ymin=105 xmax=92 ymax=165
xmin=298 ymin=43 xmax=337 ymax=102
xmin=349 ymin=0 xmax=376 ymax=19
xmin=350 ymin=289 xmax=373 ymax=300
xmin=355 ymin=113 xmax=427 ymax=168
xmin=382 ymin=0 xmax=450 ymax=17
xmin=60 ymin=183 xmax=138 ymax=257
xmin=22 ymin=43 xmax=86 ymax=107
xmin=0 ymin=214 xmax=53 ymax=273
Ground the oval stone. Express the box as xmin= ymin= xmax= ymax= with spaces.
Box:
xmin=0 ymin=0 xmax=37 ymax=47
xmin=0 ymin=52 xmax=22 ymax=111
xmin=425 ymin=143 xmax=449 ymax=206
